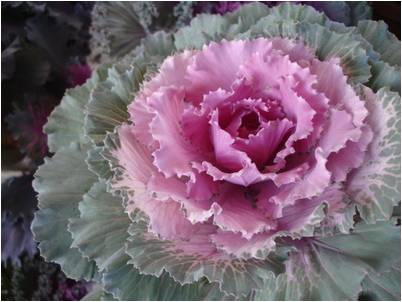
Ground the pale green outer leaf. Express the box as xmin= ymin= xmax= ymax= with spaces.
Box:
xmin=31 ymin=143 xmax=98 ymax=280
xmin=225 ymin=2 xmax=270 ymax=36
xmin=125 ymin=219 xmax=282 ymax=298
xmin=86 ymin=146 xmax=112 ymax=180
xmin=271 ymin=3 xmax=381 ymax=63
xmin=270 ymin=2 xmax=327 ymax=24
xmin=227 ymin=2 xmax=270 ymax=23
xmin=262 ymin=3 xmax=377 ymax=62
xmin=174 ymin=14 xmax=230 ymax=50
xmin=368 ymin=60 xmax=401 ymax=93
xmin=327 ymin=22 xmax=400 ymax=93
xmin=121 ymin=31 xmax=177 ymax=76
xmin=140 ymin=31 xmax=176 ymax=60
xmin=82 ymin=284 xmax=116 ymax=301
xmin=84 ymin=81 xmax=129 ymax=144
xmin=357 ymin=20 xmax=401 ymax=67
xmin=83 ymin=50 xmax=150 ymax=180
xmin=107 ymin=63 xmax=146 ymax=103
xmin=103 ymin=249 xmax=230 ymax=300
xmin=44 ymin=82 xmax=92 ymax=153
xmin=68 ymin=180 xmax=130 ymax=272
xmin=347 ymin=88 xmax=401 ymax=223
xmin=44 ymin=67 xmax=108 ymax=153
xmin=84 ymin=57 xmax=148 ymax=145
xmin=361 ymin=264 xmax=401 ymax=301
xmin=320 ymin=222 xmax=400 ymax=273
xmin=252 ymin=3 xmax=398 ymax=91
xmin=255 ymin=243 xmax=367 ymax=300
xmin=255 ymin=221 xmax=401 ymax=301
xmin=81 ymin=284 xmax=104 ymax=301
xmin=247 ymin=17 xmax=371 ymax=84
xmin=173 ymin=2 xmax=270 ymax=50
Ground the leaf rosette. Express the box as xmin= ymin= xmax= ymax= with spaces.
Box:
xmin=32 ymin=3 xmax=401 ymax=300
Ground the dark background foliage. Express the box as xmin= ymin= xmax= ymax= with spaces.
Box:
xmin=2 ymin=2 xmax=94 ymax=300
xmin=2 ymin=2 xmax=93 ymax=169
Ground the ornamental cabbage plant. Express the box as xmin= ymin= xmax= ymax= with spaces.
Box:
xmin=32 ymin=3 xmax=401 ymax=300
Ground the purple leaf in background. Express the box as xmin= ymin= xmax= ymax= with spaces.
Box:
xmin=67 ymin=63 xmax=92 ymax=88
xmin=1 ymin=174 xmax=37 ymax=265
xmin=1 ymin=212 xmax=36 ymax=266
xmin=6 ymin=101 xmax=54 ymax=162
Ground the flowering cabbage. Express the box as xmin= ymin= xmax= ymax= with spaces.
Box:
xmin=32 ymin=3 xmax=401 ymax=300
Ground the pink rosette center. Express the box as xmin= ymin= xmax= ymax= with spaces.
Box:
xmin=113 ymin=38 xmax=373 ymax=259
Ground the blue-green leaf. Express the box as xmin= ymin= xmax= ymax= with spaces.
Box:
xmin=32 ymin=143 xmax=98 ymax=280
xmin=357 ymin=20 xmax=401 ymax=67
xmin=125 ymin=218 xmax=282 ymax=298
xmin=44 ymin=67 xmax=108 ymax=153
xmin=347 ymin=88 xmax=401 ymax=223
xmin=361 ymin=264 xmax=401 ymax=301
xmin=103 ymin=249 xmax=231 ymax=300
xmin=255 ymin=221 xmax=401 ymax=300
xmin=68 ymin=180 xmax=130 ymax=272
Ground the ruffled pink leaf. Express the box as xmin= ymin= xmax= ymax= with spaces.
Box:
xmin=211 ymin=230 xmax=275 ymax=259
xmin=213 ymin=185 xmax=276 ymax=239
xmin=149 ymin=87 xmax=202 ymax=178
